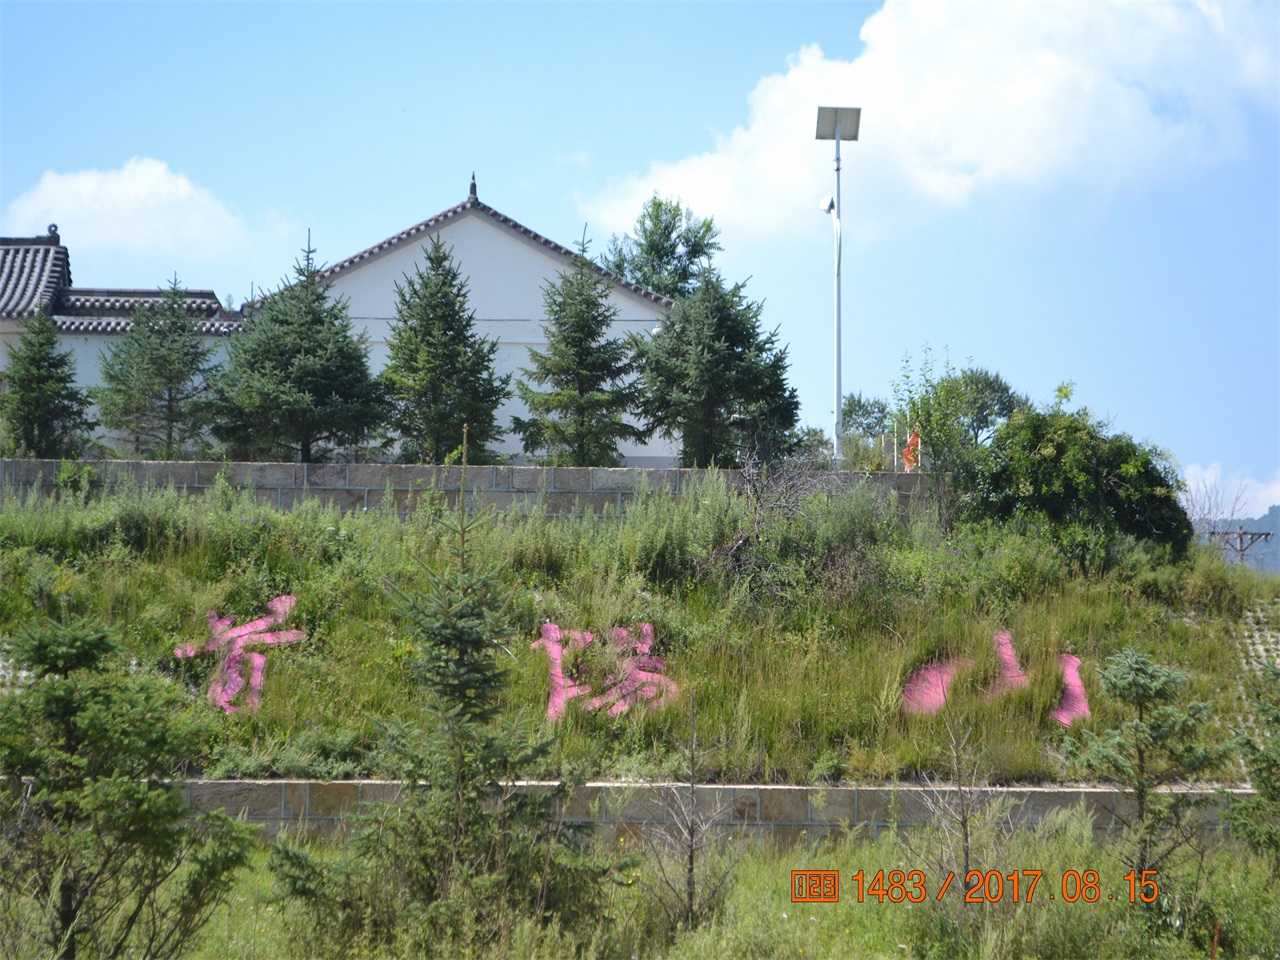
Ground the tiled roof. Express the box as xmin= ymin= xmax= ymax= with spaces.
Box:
xmin=0 ymin=231 xmax=72 ymax=318
xmin=320 ymin=189 xmax=675 ymax=310
xmin=53 ymin=316 xmax=242 ymax=336
xmin=54 ymin=288 xmax=224 ymax=318
xmin=2 ymin=229 xmax=237 ymax=334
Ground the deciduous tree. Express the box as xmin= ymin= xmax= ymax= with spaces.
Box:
xmin=381 ymin=236 xmax=510 ymax=463
xmin=959 ymin=391 xmax=1193 ymax=566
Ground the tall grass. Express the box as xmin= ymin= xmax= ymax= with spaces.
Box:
xmin=182 ymin=807 xmax=1280 ymax=960
xmin=0 ymin=471 xmax=1274 ymax=783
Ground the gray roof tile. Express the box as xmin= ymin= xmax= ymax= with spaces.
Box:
xmin=2 ymin=230 xmax=234 ymax=333
xmin=0 ymin=232 xmax=71 ymax=318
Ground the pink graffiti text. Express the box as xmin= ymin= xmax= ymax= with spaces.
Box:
xmin=175 ymin=594 xmax=306 ymax=713
xmin=531 ymin=621 xmax=678 ymax=720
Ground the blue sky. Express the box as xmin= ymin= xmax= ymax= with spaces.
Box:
xmin=3 ymin=1 xmax=1277 ymax=513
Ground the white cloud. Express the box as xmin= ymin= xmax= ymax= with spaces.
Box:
xmin=1 ymin=158 xmax=297 ymax=301
xmin=1183 ymin=462 xmax=1280 ymax=519
xmin=581 ymin=0 xmax=1277 ymax=244
xmin=3 ymin=158 xmax=245 ymax=257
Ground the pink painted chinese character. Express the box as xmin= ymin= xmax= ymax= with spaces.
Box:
xmin=985 ymin=629 xmax=1030 ymax=700
xmin=531 ymin=621 xmax=678 ymax=721
xmin=531 ymin=622 xmax=594 ymax=720
xmin=1052 ymin=653 xmax=1091 ymax=727
xmin=903 ymin=659 xmax=968 ymax=715
xmin=174 ymin=594 xmax=306 ymax=713
xmin=586 ymin=623 xmax=679 ymax=717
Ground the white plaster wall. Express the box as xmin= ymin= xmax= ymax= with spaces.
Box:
xmin=329 ymin=209 xmax=674 ymax=464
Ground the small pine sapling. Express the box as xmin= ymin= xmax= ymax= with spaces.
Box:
xmin=1064 ymin=647 xmax=1223 ymax=876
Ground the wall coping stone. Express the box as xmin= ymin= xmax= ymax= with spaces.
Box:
xmin=181 ymin=780 xmax=1247 ymax=842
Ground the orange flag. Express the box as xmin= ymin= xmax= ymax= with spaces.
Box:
xmin=903 ymin=429 xmax=920 ymax=473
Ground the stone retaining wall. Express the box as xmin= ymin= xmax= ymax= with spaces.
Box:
xmin=0 ymin=459 xmax=931 ymax=515
xmin=182 ymin=780 xmax=1240 ymax=844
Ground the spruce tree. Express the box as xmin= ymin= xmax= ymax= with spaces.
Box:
xmin=270 ymin=439 xmax=607 ymax=953
xmin=1064 ymin=647 xmax=1222 ymax=875
xmin=93 ymin=278 xmax=220 ymax=457
xmin=633 ymin=274 xmax=799 ymax=468
xmin=514 ymin=248 xmax=643 ymax=466
xmin=381 ymin=236 xmax=510 ymax=463
xmin=0 ymin=311 xmax=94 ymax=459
xmin=212 ymin=245 xmax=383 ymax=462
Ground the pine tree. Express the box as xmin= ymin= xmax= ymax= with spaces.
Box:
xmin=93 ymin=278 xmax=220 ymax=457
xmin=603 ymin=195 xmax=721 ymax=300
xmin=0 ymin=619 xmax=253 ymax=958
xmin=381 ymin=236 xmax=510 ymax=463
xmin=0 ymin=311 xmax=94 ymax=459
xmin=633 ymin=274 xmax=799 ymax=468
xmin=212 ymin=245 xmax=383 ymax=463
xmin=514 ymin=248 xmax=643 ymax=466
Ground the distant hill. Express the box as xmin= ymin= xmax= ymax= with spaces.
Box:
xmin=1206 ymin=504 xmax=1280 ymax=572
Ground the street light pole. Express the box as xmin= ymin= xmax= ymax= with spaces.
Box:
xmin=816 ymin=106 xmax=860 ymax=463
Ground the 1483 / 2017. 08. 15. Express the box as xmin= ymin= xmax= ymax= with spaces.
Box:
xmin=791 ymin=869 xmax=1160 ymax=905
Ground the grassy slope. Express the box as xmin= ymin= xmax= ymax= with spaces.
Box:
xmin=0 ymin=472 xmax=1274 ymax=785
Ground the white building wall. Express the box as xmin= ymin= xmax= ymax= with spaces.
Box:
xmin=327 ymin=209 xmax=674 ymax=465
xmin=0 ymin=207 xmax=677 ymax=466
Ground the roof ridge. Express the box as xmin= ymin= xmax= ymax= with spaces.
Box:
xmin=320 ymin=196 xmax=674 ymax=309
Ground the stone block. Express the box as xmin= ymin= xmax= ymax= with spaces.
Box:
xmin=1108 ymin=791 xmax=1141 ymax=829
xmin=475 ymin=491 xmax=516 ymax=511
xmin=540 ymin=492 xmax=617 ymax=515
xmin=509 ymin=466 xmax=549 ymax=493
xmin=809 ymin=787 xmax=857 ymax=825
xmin=347 ymin=463 xmax=388 ymax=488
xmin=308 ymin=782 xmax=360 ymax=817
xmin=550 ymin=467 xmax=590 ymax=492
xmin=189 ymin=781 xmax=282 ymax=819
xmin=692 ymin=786 xmax=733 ymax=821
xmin=8 ymin=459 xmax=55 ymax=486
xmin=855 ymin=787 xmax=933 ymax=825
xmin=596 ymin=822 xmax=646 ymax=851
xmin=359 ymin=782 xmax=405 ymax=804
xmin=603 ymin=784 xmax=662 ymax=823
xmin=280 ymin=487 xmax=365 ymax=512
xmin=759 ymin=787 xmax=809 ymax=823
xmin=732 ymin=789 xmax=760 ymax=823
xmin=132 ymin=461 xmax=197 ymax=487
xmin=244 ymin=463 xmax=296 ymax=488
xmin=439 ymin=465 xmax=495 ymax=491
xmin=283 ymin=783 xmax=308 ymax=818
xmin=304 ymin=463 xmax=348 ymax=487
xmin=251 ymin=487 xmax=281 ymax=509
xmin=563 ymin=785 xmax=605 ymax=821
xmin=589 ymin=467 xmax=641 ymax=492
